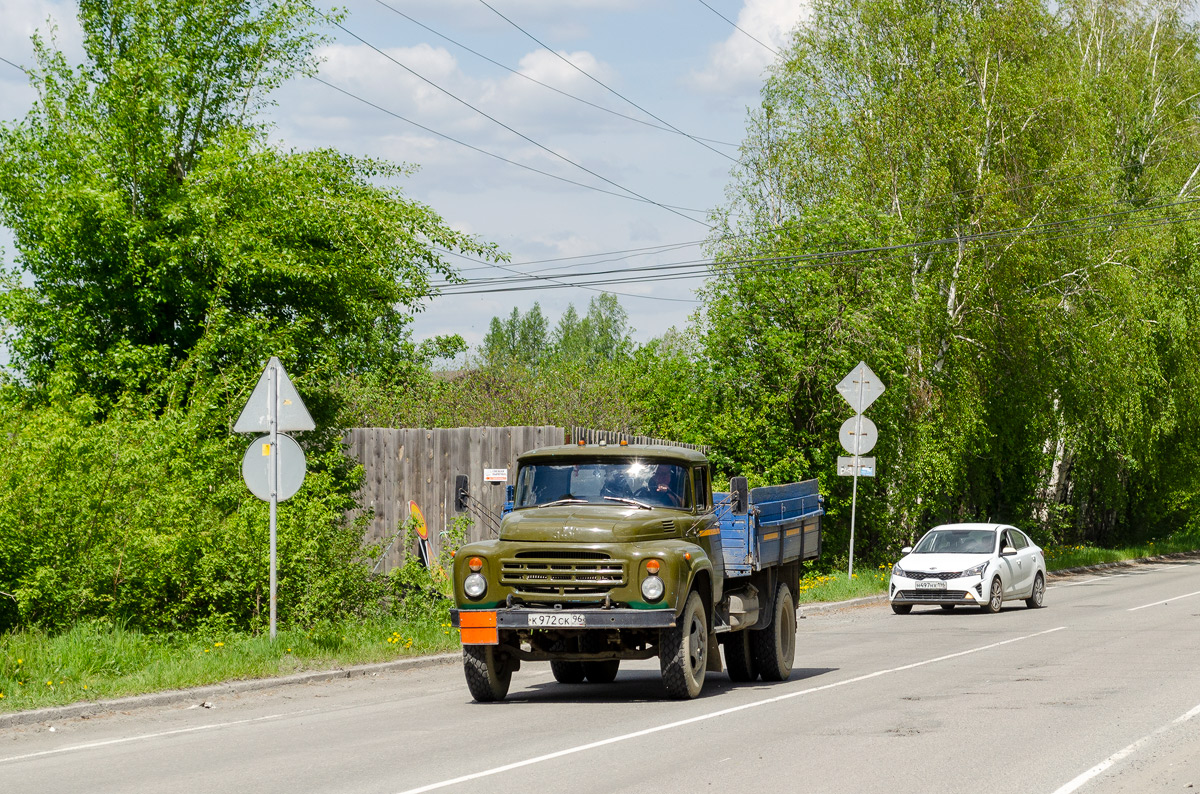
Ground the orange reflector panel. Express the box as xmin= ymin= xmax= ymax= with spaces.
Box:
xmin=460 ymin=626 xmax=499 ymax=645
xmin=459 ymin=611 xmax=497 ymax=628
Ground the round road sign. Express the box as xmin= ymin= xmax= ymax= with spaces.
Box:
xmin=242 ymin=434 xmax=307 ymax=502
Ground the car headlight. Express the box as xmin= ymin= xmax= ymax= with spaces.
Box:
xmin=963 ymin=562 xmax=988 ymax=578
xmin=463 ymin=573 xmax=487 ymax=598
xmin=641 ymin=575 xmax=665 ymax=601
xmin=892 ymin=563 xmax=906 ymax=577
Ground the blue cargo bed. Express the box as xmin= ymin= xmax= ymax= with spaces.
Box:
xmin=714 ymin=479 xmax=823 ymax=577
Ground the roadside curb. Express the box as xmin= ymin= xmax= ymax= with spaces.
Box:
xmin=0 ymin=653 xmax=460 ymax=730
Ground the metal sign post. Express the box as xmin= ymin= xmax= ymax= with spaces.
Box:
xmin=235 ymin=357 xmax=314 ymax=640
xmin=836 ymin=362 xmax=885 ymax=579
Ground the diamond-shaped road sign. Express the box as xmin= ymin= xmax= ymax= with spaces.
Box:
xmin=836 ymin=361 xmax=886 ymax=414
xmin=234 ymin=357 xmax=315 ymax=433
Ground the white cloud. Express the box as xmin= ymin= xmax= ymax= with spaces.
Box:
xmin=691 ymin=0 xmax=810 ymax=96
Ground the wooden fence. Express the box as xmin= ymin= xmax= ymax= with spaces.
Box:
xmin=567 ymin=427 xmax=710 ymax=453
xmin=345 ymin=426 xmax=563 ymax=571
xmin=345 ymin=426 xmax=707 ymax=572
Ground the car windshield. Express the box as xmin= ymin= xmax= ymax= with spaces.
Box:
xmin=513 ymin=460 xmax=689 ymax=509
xmin=911 ymin=529 xmax=996 ymax=555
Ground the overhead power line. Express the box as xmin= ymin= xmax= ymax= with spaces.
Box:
xmin=476 ymin=0 xmax=738 ymax=165
xmin=371 ymin=0 xmax=736 ymax=147
xmin=431 ymin=197 xmax=1200 ymax=296
xmin=312 ymin=76 xmax=707 ymax=215
xmin=333 ymin=22 xmax=712 ymax=229
xmin=695 ymin=0 xmax=780 ymax=56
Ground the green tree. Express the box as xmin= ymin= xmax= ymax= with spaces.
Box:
xmin=551 ymin=293 xmax=634 ymax=364
xmin=704 ymin=0 xmax=1200 ymax=557
xmin=0 ymin=0 xmax=498 ymax=405
xmin=480 ymin=303 xmax=549 ymax=365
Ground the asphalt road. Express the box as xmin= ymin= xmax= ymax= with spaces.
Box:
xmin=2 ymin=558 xmax=1199 ymax=794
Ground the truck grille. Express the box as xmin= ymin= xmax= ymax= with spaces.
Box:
xmin=500 ymin=551 xmax=626 ymax=595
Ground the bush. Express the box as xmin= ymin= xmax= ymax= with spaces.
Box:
xmin=0 ymin=388 xmax=393 ymax=634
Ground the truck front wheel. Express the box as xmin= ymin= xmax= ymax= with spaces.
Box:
xmin=463 ymin=644 xmax=513 ymax=702
xmin=660 ymin=590 xmax=708 ymax=699
xmin=751 ymin=583 xmax=796 ymax=681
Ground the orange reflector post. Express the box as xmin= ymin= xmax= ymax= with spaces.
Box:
xmin=459 ymin=611 xmax=499 ymax=645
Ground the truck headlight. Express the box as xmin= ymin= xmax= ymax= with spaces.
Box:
xmin=641 ymin=575 xmax=664 ymax=601
xmin=464 ymin=573 xmax=487 ymax=598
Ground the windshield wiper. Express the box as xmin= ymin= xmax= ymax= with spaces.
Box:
xmin=537 ymin=498 xmax=590 ymax=508
xmin=603 ymin=496 xmax=652 ymax=510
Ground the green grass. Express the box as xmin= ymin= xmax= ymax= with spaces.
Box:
xmin=0 ymin=612 xmax=460 ymax=713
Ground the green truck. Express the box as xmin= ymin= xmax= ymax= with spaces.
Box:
xmin=449 ymin=442 xmax=824 ymax=701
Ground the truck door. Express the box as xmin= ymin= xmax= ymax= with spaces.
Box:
xmin=689 ymin=466 xmax=723 ymax=580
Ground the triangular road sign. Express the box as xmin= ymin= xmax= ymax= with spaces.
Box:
xmin=234 ymin=357 xmax=316 ymax=433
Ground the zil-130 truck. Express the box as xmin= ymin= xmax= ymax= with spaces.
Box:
xmin=448 ymin=442 xmax=824 ymax=701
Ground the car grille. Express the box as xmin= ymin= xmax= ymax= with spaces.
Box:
xmin=895 ymin=590 xmax=971 ymax=601
xmin=899 ymin=570 xmax=962 ymax=580
xmin=500 ymin=551 xmax=626 ymax=595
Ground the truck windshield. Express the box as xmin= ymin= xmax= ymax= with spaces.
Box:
xmin=514 ymin=460 xmax=689 ymax=509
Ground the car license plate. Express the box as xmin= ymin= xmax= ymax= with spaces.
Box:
xmin=915 ymin=580 xmax=946 ymax=591
xmin=526 ymin=613 xmax=586 ymax=627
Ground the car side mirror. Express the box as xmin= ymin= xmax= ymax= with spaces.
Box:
xmin=1000 ymin=546 xmax=1017 ymax=557
xmin=901 ymin=546 xmax=912 ymax=555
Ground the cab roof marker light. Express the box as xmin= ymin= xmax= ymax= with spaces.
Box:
xmin=619 ymin=439 xmax=628 ymax=446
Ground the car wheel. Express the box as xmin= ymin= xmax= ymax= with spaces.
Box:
xmin=660 ymin=590 xmax=708 ymax=699
xmin=723 ymin=629 xmax=758 ymax=682
xmin=1025 ymin=572 xmax=1046 ymax=609
xmin=550 ymin=660 xmax=585 ymax=684
xmin=940 ymin=604 xmax=956 ymax=612
xmin=891 ymin=603 xmax=912 ymax=615
xmin=981 ymin=577 xmax=1003 ymax=613
xmin=463 ymin=644 xmax=513 ymax=702
xmin=583 ymin=660 xmax=620 ymax=684
xmin=751 ymin=583 xmax=796 ymax=682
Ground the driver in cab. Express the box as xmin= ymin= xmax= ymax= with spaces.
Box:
xmin=641 ymin=464 xmax=683 ymax=508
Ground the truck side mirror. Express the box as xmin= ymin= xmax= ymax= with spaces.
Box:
xmin=730 ymin=476 xmax=749 ymax=515
xmin=454 ymin=474 xmax=469 ymax=512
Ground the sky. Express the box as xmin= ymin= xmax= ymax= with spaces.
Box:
xmin=0 ymin=0 xmax=810 ymax=355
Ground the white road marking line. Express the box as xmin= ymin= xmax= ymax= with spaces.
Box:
xmin=0 ymin=712 xmax=290 ymax=765
xmin=395 ymin=626 xmax=1067 ymax=794
xmin=1051 ymin=573 xmax=1131 ymax=589
xmin=1050 ymin=699 xmax=1200 ymax=794
xmin=1127 ymin=589 xmax=1200 ymax=612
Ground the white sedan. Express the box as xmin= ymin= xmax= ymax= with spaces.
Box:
xmin=888 ymin=523 xmax=1047 ymax=614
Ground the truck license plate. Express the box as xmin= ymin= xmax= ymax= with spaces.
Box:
xmin=526 ymin=613 xmax=586 ymax=627
xmin=916 ymin=580 xmax=946 ymax=590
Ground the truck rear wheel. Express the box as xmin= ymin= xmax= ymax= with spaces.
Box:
xmin=751 ymin=583 xmax=796 ymax=682
xmin=660 ymin=590 xmax=708 ymax=699
xmin=550 ymin=660 xmax=586 ymax=684
xmin=583 ymin=660 xmax=620 ymax=683
xmin=723 ymin=629 xmax=757 ymax=682
xmin=463 ymin=644 xmax=512 ymax=702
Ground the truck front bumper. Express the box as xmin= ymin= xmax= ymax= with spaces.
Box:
xmin=451 ymin=607 xmax=676 ymax=644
